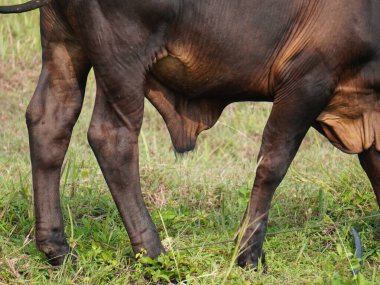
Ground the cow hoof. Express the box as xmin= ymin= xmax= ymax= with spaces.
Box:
xmin=237 ymin=250 xmax=265 ymax=269
xmin=47 ymin=247 xmax=78 ymax=266
xmin=38 ymin=241 xmax=73 ymax=266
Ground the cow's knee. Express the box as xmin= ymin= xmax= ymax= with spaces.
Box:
xmin=88 ymin=121 xmax=137 ymax=157
xmin=26 ymin=98 xmax=81 ymax=169
xmin=87 ymin=123 xmax=106 ymax=154
xmin=255 ymin=155 xmax=288 ymax=189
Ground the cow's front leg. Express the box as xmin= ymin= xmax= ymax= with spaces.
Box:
xmin=87 ymin=80 xmax=164 ymax=258
xmin=26 ymin=42 xmax=90 ymax=265
xmin=237 ymin=64 xmax=334 ymax=268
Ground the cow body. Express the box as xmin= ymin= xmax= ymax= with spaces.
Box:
xmin=64 ymin=0 xmax=380 ymax=154
xmin=2 ymin=0 xmax=380 ymax=267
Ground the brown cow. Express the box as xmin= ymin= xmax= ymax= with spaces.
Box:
xmin=1 ymin=0 xmax=379 ymax=268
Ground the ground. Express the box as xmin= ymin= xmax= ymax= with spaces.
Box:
xmin=0 ymin=3 xmax=379 ymax=284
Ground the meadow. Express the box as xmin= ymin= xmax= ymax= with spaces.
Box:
xmin=0 ymin=3 xmax=379 ymax=284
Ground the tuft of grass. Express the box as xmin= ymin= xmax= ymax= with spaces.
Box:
xmin=0 ymin=4 xmax=379 ymax=284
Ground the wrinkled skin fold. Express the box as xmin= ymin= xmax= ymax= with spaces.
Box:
xmin=1 ymin=0 xmax=380 ymax=268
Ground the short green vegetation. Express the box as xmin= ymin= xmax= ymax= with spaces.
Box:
xmin=0 ymin=3 xmax=379 ymax=284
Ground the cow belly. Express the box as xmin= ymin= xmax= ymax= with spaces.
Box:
xmin=316 ymin=87 xmax=380 ymax=154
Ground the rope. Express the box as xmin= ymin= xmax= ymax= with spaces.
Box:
xmin=174 ymin=213 xmax=380 ymax=251
xmin=350 ymin=227 xmax=363 ymax=276
xmin=0 ymin=0 xmax=51 ymax=14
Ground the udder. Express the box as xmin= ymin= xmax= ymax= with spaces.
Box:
xmin=316 ymin=73 xmax=380 ymax=153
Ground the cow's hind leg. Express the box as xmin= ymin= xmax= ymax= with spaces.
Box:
xmin=237 ymin=60 xmax=334 ymax=268
xmin=26 ymin=40 xmax=90 ymax=265
xmin=87 ymin=78 xmax=164 ymax=258
xmin=358 ymin=146 xmax=380 ymax=207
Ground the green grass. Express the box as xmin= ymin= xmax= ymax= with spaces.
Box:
xmin=0 ymin=4 xmax=379 ymax=284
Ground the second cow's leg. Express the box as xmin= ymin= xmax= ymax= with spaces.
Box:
xmin=88 ymin=80 xmax=164 ymax=258
xmin=358 ymin=146 xmax=380 ymax=207
xmin=237 ymin=63 xmax=334 ymax=268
